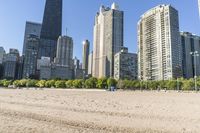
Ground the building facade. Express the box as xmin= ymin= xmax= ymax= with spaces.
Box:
xmin=0 ymin=47 xmax=5 ymax=64
xmin=88 ymin=52 xmax=93 ymax=76
xmin=138 ymin=5 xmax=182 ymax=81
xmin=3 ymin=54 xmax=17 ymax=79
xmin=181 ymin=32 xmax=200 ymax=79
xmin=3 ymin=49 xmax=20 ymax=79
xmin=54 ymin=36 xmax=73 ymax=67
xmin=73 ymin=57 xmax=84 ymax=79
xmin=22 ymin=21 xmax=42 ymax=55
xmin=114 ymin=48 xmax=138 ymax=80
xmin=82 ymin=40 xmax=90 ymax=75
xmin=40 ymin=36 xmax=74 ymax=80
xmin=38 ymin=0 xmax=62 ymax=61
xmin=40 ymin=64 xmax=73 ymax=80
xmin=93 ymin=3 xmax=124 ymax=78
xmin=23 ymin=34 xmax=40 ymax=78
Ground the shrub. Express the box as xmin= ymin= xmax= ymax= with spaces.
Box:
xmin=55 ymin=80 xmax=66 ymax=88
xmin=13 ymin=80 xmax=21 ymax=87
xmin=124 ymin=80 xmax=132 ymax=89
xmin=182 ymin=79 xmax=194 ymax=91
xmin=131 ymin=80 xmax=140 ymax=90
xmin=96 ymin=78 xmax=107 ymax=89
xmin=36 ymin=80 xmax=46 ymax=88
xmin=0 ymin=80 xmax=3 ymax=87
xmin=117 ymin=80 xmax=126 ymax=89
xmin=45 ymin=80 xmax=56 ymax=88
xmin=166 ymin=80 xmax=177 ymax=90
xmin=158 ymin=80 xmax=167 ymax=89
xmin=85 ymin=77 xmax=97 ymax=88
xmin=19 ymin=79 xmax=29 ymax=87
xmin=107 ymin=78 xmax=117 ymax=88
xmin=148 ymin=81 xmax=159 ymax=90
xmin=2 ymin=80 xmax=12 ymax=87
xmin=65 ymin=80 xmax=73 ymax=88
xmin=26 ymin=80 xmax=38 ymax=87
xmin=72 ymin=79 xmax=84 ymax=88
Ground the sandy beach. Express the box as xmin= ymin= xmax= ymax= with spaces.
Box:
xmin=0 ymin=89 xmax=200 ymax=133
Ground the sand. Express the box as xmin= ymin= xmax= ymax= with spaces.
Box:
xmin=0 ymin=89 xmax=200 ymax=133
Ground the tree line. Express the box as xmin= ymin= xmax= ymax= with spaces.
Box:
xmin=0 ymin=77 xmax=199 ymax=91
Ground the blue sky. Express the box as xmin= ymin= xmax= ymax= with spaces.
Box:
xmin=0 ymin=0 xmax=199 ymax=61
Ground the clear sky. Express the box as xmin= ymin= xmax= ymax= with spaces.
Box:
xmin=0 ymin=0 xmax=199 ymax=61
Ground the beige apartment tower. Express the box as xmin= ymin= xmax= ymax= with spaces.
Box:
xmin=138 ymin=5 xmax=182 ymax=81
xmin=92 ymin=3 xmax=124 ymax=78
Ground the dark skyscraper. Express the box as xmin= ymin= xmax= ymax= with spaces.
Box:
xmin=38 ymin=0 xmax=62 ymax=61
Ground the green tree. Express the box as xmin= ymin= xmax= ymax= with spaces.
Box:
xmin=166 ymin=80 xmax=177 ymax=90
xmin=182 ymin=79 xmax=194 ymax=91
xmin=85 ymin=77 xmax=97 ymax=88
xmin=107 ymin=78 xmax=117 ymax=88
xmin=130 ymin=80 xmax=141 ymax=90
xmin=148 ymin=81 xmax=159 ymax=90
xmin=139 ymin=81 xmax=146 ymax=90
xmin=158 ymin=80 xmax=167 ymax=89
xmin=96 ymin=78 xmax=107 ymax=89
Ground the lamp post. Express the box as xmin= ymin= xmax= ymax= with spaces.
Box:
xmin=190 ymin=51 xmax=199 ymax=91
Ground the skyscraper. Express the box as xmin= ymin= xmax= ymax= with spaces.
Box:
xmin=23 ymin=34 xmax=40 ymax=78
xmin=22 ymin=21 xmax=42 ymax=55
xmin=55 ymin=36 xmax=73 ymax=67
xmin=40 ymin=36 xmax=74 ymax=80
xmin=38 ymin=0 xmax=62 ymax=61
xmin=0 ymin=47 xmax=5 ymax=79
xmin=180 ymin=32 xmax=200 ymax=79
xmin=138 ymin=5 xmax=182 ymax=81
xmin=93 ymin=3 xmax=124 ymax=78
xmin=82 ymin=40 xmax=90 ymax=75
xmin=0 ymin=47 xmax=5 ymax=64
xmin=73 ymin=57 xmax=84 ymax=79
xmin=88 ymin=52 xmax=93 ymax=76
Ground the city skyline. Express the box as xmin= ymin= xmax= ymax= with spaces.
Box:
xmin=0 ymin=0 xmax=199 ymax=61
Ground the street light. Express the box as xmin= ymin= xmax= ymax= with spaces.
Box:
xmin=190 ymin=51 xmax=199 ymax=91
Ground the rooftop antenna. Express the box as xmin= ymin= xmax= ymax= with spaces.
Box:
xmin=66 ymin=28 xmax=67 ymax=36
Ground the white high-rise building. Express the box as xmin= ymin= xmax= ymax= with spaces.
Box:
xmin=93 ymin=3 xmax=124 ymax=78
xmin=88 ymin=52 xmax=93 ymax=75
xmin=138 ymin=5 xmax=182 ymax=81
xmin=55 ymin=36 xmax=73 ymax=68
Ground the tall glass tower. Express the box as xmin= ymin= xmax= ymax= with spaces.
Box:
xmin=38 ymin=0 xmax=62 ymax=61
